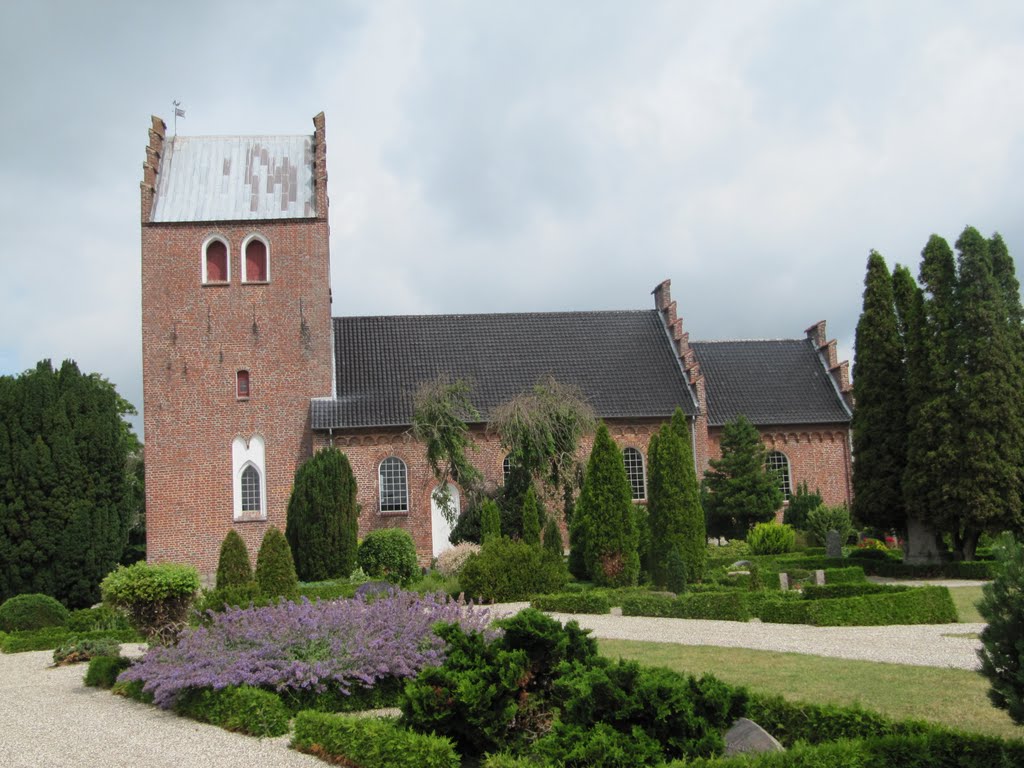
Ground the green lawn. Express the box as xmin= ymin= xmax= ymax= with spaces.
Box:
xmin=950 ymin=585 xmax=986 ymax=623
xmin=598 ymin=639 xmax=1021 ymax=740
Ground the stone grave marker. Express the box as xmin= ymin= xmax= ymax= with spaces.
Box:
xmin=778 ymin=572 xmax=789 ymax=591
xmin=814 ymin=569 xmax=825 ymax=586
xmin=826 ymin=529 xmax=842 ymax=559
xmin=724 ymin=718 xmax=784 ymax=756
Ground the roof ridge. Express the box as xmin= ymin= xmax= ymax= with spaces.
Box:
xmin=692 ymin=337 xmax=804 ymax=344
xmin=333 ymin=309 xmax=656 ymax=321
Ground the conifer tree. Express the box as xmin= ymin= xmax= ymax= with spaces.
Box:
xmin=285 ymin=447 xmax=359 ymax=582
xmin=575 ymin=423 xmax=639 ymax=587
xmin=255 ymin=526 xmax=298 ymax=598
xmin=703 ymin=416 xmax=782 ymax=539
xmin=480 ymin=499 xmax=502 ymax=544
xmin=542 ymin=517 xmax=563 ymax=557
xmin=520 ymin=484 xmax=542 ymax=546
xmin=215 ymin=529 xmax=253 ymax=589
xmin=647 ymin=408 xmax=704 ymax=586
xmin=783 ymin=481 xmax=822 ymax=530
xmin=851 ymin=251 xmax=907 ymax=533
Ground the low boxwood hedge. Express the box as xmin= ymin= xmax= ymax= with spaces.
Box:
xmin=801 ymin=583 xmax=909 ymax=600
xmin=531 ymin=592 xmax=611 ymax=614
xmin=0 ymin=627 xmax=140 ymax=654
xmin=292 ymin=711 xmax=460 ymax=768
xmin=84 ymin=656 xmax=133 ymax=689
xmin=821 ymin=566 xmax=867 ymax=584
xmin=800 ymin=586 xmax=957 ymax=627
xmin=174 ymin=685 xmax=291 ymax=737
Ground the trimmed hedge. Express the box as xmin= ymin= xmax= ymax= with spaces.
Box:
xmin=84 ymin=656 xmax=133 ymax=688
xmin=66 ymin=605 xmax=132 ymax=633
xmin=801 ymin=583 xmax=909 ymax=600
xmin=531 ymin=592 xmax=612 ymax=614
xmin=174 ymin=685 xmax=291 ymax=737
xmin=799 ymin=586 xmax=957 ymax=627
xmin=0 ymin=593 xmax=69 ymax=632
xmin=863 ymin=559 xmax=994 ymax=580
xmin=0 ymin=627 xmax=140 ymax=653
xmin=292 ymin=711 xmax=460 ymax=768
xmin=821 ymin=566 xmax=867 ymax=584
xmin=278 ymin=676 xmax=404 ymax=714
xmin=621 ymin=592 xmax=752 ymax=622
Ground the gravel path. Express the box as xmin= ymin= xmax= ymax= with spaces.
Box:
xmin=484 ymin=603 xmax=986 ymax=670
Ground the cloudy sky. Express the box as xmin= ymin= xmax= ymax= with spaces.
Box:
xmin=2 ymin=1 xmax=1022 ymax=438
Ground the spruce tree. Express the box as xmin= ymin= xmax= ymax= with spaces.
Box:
xmin=215 ymin=529 xmax=253 ymax=589
xmin=647 ymin=409 xmax=704 ymax=586
xmin=851 ymin=251 xmax=907 ymax=533
xmin=575 ymin=423 xmax=639 ymax=587
xmin=255 ymin=526 xmax=298 ymax=598
xmin=703 ymin=415 xmax=782 ymax=539
xmin=520 ymin=484 xmax=542 ymax=546
xmin=285 ymin=447 xmax=359 ymax=582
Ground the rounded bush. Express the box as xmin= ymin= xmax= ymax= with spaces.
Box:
xmin=746 ymin=523 xmax=796 ymax=555
xmin=358 ymin=528 xmax=419 ymax=585
xmin=434 ymin=542 xmax=481 ymax=577
xmin=0 ymin=593 xmax=69 ymax=632
xmin=100 ymin=562 xmax=199 ymax=642
xmin=459 ymin=537 xmax=569 ymax=602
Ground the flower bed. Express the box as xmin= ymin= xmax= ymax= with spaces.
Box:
xmin=119 ymin=590 xmax=490 ymax=709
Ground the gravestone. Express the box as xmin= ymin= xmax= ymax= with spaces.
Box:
xmin=724 ymin=718 xmax=784 ymax=756
xmin=729 ymin=560 xmax=753 ymax=570
xmin=778 ymin=572 xmax=789 ymax=591
xmin=814 ymin=569 xmax=826 ymax=586
xmin=826 ymin=529 xmax=842 ymax=559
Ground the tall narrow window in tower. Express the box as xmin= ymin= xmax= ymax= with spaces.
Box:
xmin=623 ymin=447 xmax=646 ymax=500
xmin=240 ymin=464 xmax=262 ymax=513
xmin=766 ymin=451 xmax=792 ymax=499
xmin=502 ymin=454 xmax=512 ymax=483
xmin=203 ymin=237 xmax=229 ymax=283
xmin=232 ymin=435 xmax=266 ymax=520
xmin=236 ymin=370 xmax=250 ymax=399
xmin=242 ymin=235 xmax=269 ymax=282
xmin=379 ymin=457 xmax=409 ymax=513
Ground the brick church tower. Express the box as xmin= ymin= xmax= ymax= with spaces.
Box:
xmin=140 ymin=113 xmax=333 ymax=578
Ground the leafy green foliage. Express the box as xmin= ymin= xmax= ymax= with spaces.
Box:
xmin=805 ymin=504 xmax=855 ymax=546
xmin=195 ymin=583 xmax=269 ymax=615
xmin=1 ymin=627 xmax=139 ymax=653
xmin=747 ymin=523 xmax=796 ymax=556
xmin=648 ymin=409 xmax=706 ymax=586
xmin=979 ymin=536 xmax=1024 ymax=725
xmin=703 ymin=416 xmax=783 ymax=539
xmin=100 ymin=562 xmax=199 ymax=642
xmin=0 ymin=360 xmax=139 ymax=607
xmin=214 ymin=530 xmax=252 ymax=589
xmin=175 ymin=685 xmax=291 ymax=737
xmin=66 ymin=605 xmax=131 ymax=633
xmin=542 ymin=516 xmax=563 ymax=557
xmin=0 ymin=593 xmax=69 ymax=632
xmin=530 ymin=592 xmax=612 ymax=614
xmin=295 ymin=711 xmax=460 ymax=768
xmin=255 ymin=527 xmax=298 ymax=599
xmin=459 ymin=537 xmax=569 ymax=602
xmin=520 ymin=484 xmax=542 ymax=546
xmin=84 ymin=655 xmax=132 ymax=688
xmin=783 ymin=482 xmax=822 ymax=530
xmin=52 ymin=635 xmax=122 ymax=665
xmin=480 ymin=499 xmax=502 ymax=544
xmin=575 ymin=423 xmax=640 ymax=587
xmin=852 ymin=251 xmax=908 ymax=532
xmin=665 ymin=546 xmax=688 ymax=594
xmin=285 ymin=447 xmax=360 ymax=581
xmin=357 ymin=528 xmax=419 ymax=585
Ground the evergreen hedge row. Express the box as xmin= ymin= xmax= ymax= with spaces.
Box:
xmin=0 ymin=627 xmax=140 ymax=653
xmin=84 ymin=655 xmax=133 ymax=688
xmin=292 ymin=711 xmax=460 ymax=768
xmin=530 ymin=592 xmax=612 ymax=614
xmin=174 ymin=685 xmax=291 ymax=737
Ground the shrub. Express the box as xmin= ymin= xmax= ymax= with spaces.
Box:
xmin=677 ymin=592 xmax=751 ymax=622
xmin=195 ymin=583 xmax=270 ymax=616
xmin=293 ymin=712 xmax=460 ymax=768
xmin=747 ymin=523 xmax=796 ymax=555
xmin=480 ymin=499 xmax=502 ymax=544
xmin=174 ymin=685 xmax=290 ymax=737
xmin=52 ymin=636 xmax=122 ymax=665
xmin=66 ymin=605 xmax=131 ymax=633
xmin=298 ymin=579 xmax=360 ymax=602
xmin=520 ymin=484 xmax=542 ymax=546
xmin=84 ymin=655 xmax=132 ymax=688
xmin=621 ymin=593 xmax=684 ymax=618
xmin=542 ymin=517 xmax=564 ymax=558
xmin=285 ymin=447 xmax=360 ymax=582
xmin=255 ymin=526 xmax=299 ymax=598
xmin=358 ymin=528 xmax=419 ymax=585
xmin=846 ymin=547 xmax=893 ymax=561
xmin=434 ymin=542 xmax=481 ymax=577
xmin=1 ymin=627 xmax=139 ymax=653
xmin=783 ymin=481 xmax=822 ymax=530
xmin=800 ymin=586 xmax=956 ymax=626
xmin=822 ymin=566 xmax=867 ymax=584
xmin=805 ymin=504 xmax=855 ymax=546
xmin=856 ymin=536 xmax=891 ymax=552
xmin=459 ymin=537 xmax=569 ymax=602
xmin=119 ymin=590 xmax=488 ymax=709
xmin=100 ymin=562 xmax=199 ymax=643
xmin=531 ymin=592 xmax=611 ymax=614
xmin=979 ymin=535 xmax=1024 ymax=725
xmin=801 ymin=583 xmax=909 ymax=600
xmin=0 ymin=593 xmax=69 ymax=632
xmin=666 ymin=546 xmax=688 ymax=593
xmin=214 ymin=530 xmax=252 ymax=589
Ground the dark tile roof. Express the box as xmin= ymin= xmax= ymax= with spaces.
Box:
xmin=690 ymin=339 xmax=852 ymax=427
xmin=312 ymin=310 xmax=698 ymax=429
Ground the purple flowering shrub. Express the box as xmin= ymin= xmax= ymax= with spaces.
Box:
xmin=119 ymin=590 xmax=491 ymax=709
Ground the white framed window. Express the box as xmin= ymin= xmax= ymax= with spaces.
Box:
xmin=232 ymin=435 xmax=266 ymax=519
xmin=379 ymin=456 xmax=408 ymax=513
xmin=502 ymin=454 xmax=512 ymax=483
xmin=202 ymin=235 xmax=230 ymax=284
xmin=623 ymin=447 xmax=646 ymax=501
xmin=766 ymin=451 xmax=792 ymax=499
xmin=241 ymin=233 xmax=270 ymax=283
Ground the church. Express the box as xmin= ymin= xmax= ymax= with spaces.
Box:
xmin=140 ymin=113 xmax=853 ymax=580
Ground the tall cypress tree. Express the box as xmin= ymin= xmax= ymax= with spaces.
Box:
xmin=952 ymin=227 xmax=1024 ymax=557
xmin=851 ymin=252 xmax=907 ymax=533
xmin=647 ymin=409 xmax=704 ymax=586
xmin=576 ymin=423 xmax=639 ymax=587
xmin=285 ymin=447 xmax=359 ymax=582
xmin=703 ymin=415 xmax=782 ymax=539
xmin=520 ymin=484 xmax=542 ymax=546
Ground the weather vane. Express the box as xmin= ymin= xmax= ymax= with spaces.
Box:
xmin=172 ymin=100 xmax=186 ymax=135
